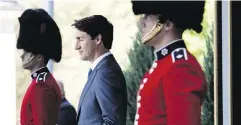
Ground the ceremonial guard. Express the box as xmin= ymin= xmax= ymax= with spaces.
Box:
xmin=17 ymin=9 xmax=62 ymax=125
xmin=131 ymin=1 xmax=207 ymax=125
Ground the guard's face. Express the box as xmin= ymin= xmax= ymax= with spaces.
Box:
xmin=75 ymin=30 xmax=96 ymax=61
xmin=138 ymin=14 xmax=162 ymax=44
xmin=20 ymin=50 xmax=38 ymax=70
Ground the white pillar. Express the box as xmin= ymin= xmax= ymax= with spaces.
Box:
xmin=45 ymin=0 xmax=54 ymax=73
xmin=222 ymin=1 xmax=231 ymax=125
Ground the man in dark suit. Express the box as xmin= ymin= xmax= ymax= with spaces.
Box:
xmin=57 ymin=80 xmax=77 ymax=125
xmin=72 ymin=15 xmax=127 ymax=125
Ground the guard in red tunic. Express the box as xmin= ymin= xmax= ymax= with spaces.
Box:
xmin=17 ymin=9 xmax=62 ymax=125
xmin=131 ymin=1 xmax=207 ymax=125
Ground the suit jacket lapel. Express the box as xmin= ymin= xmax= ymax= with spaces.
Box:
xmin=79 ymin=70 xmax=96 ymax=105
xmin=76 ymin=70 xmax=96 ymax=120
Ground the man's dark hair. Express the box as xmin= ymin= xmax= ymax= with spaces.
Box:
xmin=72 ymin=15 xmax=113 ymax=50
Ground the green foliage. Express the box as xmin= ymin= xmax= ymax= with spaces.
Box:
xmin=201 ymin=24 xmax=214 ymax=125
xmin=124 ymin=32 xmax=154 ymax=125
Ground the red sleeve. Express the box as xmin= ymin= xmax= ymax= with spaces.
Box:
xmin=162 ymin=62 xmax=207 ymax=125
xmin=30 ymin=82 xmax=58 ymax=125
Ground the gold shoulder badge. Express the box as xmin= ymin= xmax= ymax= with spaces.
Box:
xmin=171 ymin=48 xmax=188 ymax=63
xmin=36 ymin=72 xmax=48 ymax=83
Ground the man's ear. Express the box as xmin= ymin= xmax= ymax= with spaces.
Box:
xmin=36 ymin=54 xmax=44 ymax=61
xmin=95 ymin=34 xmax=102 ymax=45
xmin=163 ymin=20 xmax=174 ymax=31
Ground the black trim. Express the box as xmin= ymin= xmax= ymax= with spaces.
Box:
xmin=155 ymin=40 xmax=186 ymax=60
xmin=216 ymin=1 xmax=223 ymax=125
xmin=31 ymin=67 xmax=49 ymax=79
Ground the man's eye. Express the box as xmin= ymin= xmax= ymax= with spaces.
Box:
xmin=76 ymin=38 xmax=83 ymax=41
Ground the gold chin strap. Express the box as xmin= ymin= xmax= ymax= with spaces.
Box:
xmin=142 ymin=23 xmax=163 ymax=44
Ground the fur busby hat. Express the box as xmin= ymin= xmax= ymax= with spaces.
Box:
xmin=132 ymin=1 xmax=205 ymax=33
xmin=17 ymin=8 xmax=62 ymax=62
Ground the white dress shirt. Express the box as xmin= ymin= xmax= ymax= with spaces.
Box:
xmin=91 ymin=51 xmax=112 ymax=70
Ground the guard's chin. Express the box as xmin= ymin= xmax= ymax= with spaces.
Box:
xmin=141 ymin=23 xmax=163 ymax=44
xmin=22 ymin=61 xmax=32 ymax=70
xmin=22 ymin=55 xmax=35 ymax=69
xmin=21 ymin=64 xmax=29 ymax=70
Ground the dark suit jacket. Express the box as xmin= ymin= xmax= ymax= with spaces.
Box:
xmin=76 ymin=54 xmax=127 ymax=125
xmin=58 ymin=98 xmax=77 ymax=125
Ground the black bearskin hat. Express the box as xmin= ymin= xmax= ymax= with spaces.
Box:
xmin=132 ymin=1 xmax=205 ymax=33
xmin=17 ymin=8 xmax=62 ymax=62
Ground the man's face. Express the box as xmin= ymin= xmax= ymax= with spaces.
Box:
xmin=20 ymin=50 xmax=39 ymax=70
xmin=75 ymin=30 xmax=96 ymax=61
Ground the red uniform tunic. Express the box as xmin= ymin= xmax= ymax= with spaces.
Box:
xmin=20 ymin=67 xmax=61 ymax=125
xmin=134 ymin=40 xmax=207 ymax=125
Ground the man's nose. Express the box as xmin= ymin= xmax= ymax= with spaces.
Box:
xmin=75 ymin=42 xmax=80 ymax=50
xmin=20 ymin=54 xmax=24 ymax=59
